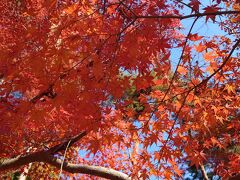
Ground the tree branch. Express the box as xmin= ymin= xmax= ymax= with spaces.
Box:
xmin=45 ymin=155 xmax=130 ymax=180
xmin=48 ymin=131 xmax=87 ymax=154
xmin=0 ymin=131 xmax=130 ymax=179
xmin=0 ymin=151 xmax=47 ymax=171
xmin=0 ymin=131 xmax=86 ymax=171
xmin=0 ymin=153 xmax=130 ymax=180
xmin=136 ymin=11 xmax=240 ymax=20
xmin=201 ymin=38 xmax=240 ymax=84
xmin=161 ymin=17 xmax=199 ymax=102
xmin=173 ymin=0 xmax=193 ymax=10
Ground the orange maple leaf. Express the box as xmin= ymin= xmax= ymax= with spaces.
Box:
xmin=189 ymin=33 xmax=203 ymax=41
xmin=177 ymin=66 xmax=188 ymax=75
xmin=194 ymin=42 xmax=205 ymax=52
xmin=64 ymin=3 xmax=79 ymax=15
xmin=203 ymin=51 xmax=218 ymax=61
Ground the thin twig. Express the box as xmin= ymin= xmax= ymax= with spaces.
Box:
xmin=136 ymin=11 xmax=240 ymax=20
xmin=58 ymin=140 xmax=71 ymax=180
xmin=161 ymin=17 xmax=199 ymax=103
xmin=200 ymin=163 xmax=209 ymax=180
xmin=173 ymin=0 xmax=193 ymax=10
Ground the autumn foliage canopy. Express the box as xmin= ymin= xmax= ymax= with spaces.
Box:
xmin=0 ymin=0 xmax=240 ymax=179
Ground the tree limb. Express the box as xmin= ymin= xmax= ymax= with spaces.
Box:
xmin=0 ymin=131 xmax=130 ymax=180
xmin=0 ymin=131 xmax=87 ymax=171
xmin=48 ymin=131 xmax=87 ymax=154
xmin=136 ymin=11 xmax=240 ymax=20
xmin=45 ymin=155 xmax=130 ymax=180
xmin=0 ymin=152 xmax=43 ymax=172
xmin=0 ymin=153 xmax=130 ymax=180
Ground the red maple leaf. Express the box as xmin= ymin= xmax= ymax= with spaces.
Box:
xmin=189 ymin=33 xmax=203 ymax=41
xmin=189 ymin=0 xmax=201 ymax=13
xmin=203 ymin=5 xmax=222 ymax=22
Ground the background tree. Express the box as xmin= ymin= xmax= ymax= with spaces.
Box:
xmin=0 ymin=0 xmax=239 ymax=179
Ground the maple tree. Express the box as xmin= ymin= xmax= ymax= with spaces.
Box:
xmin=0 ymin=0 xmax=240 ymax=179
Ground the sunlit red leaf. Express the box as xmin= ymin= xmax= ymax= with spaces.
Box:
xmin=203 ymin=51 xmax=218 ymax=61
xmin=194 ymin=42 xmax=206 ymax=52
xmin=189 ymin=33 xmax=203 ymax=41
xmin=189 ymin=0 xmax=201 ymax=13
xmin=177 ymin=66 xmax=188 ymax=74
xmin=203 ymin=5 xmax=222 ymax=22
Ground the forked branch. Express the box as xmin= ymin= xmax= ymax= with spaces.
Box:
xmin=0 ymin=131 xmax=130 ymax=180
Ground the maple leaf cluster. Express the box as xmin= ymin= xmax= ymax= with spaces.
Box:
xmin=0 ymin=0 xmax=239 ymax=179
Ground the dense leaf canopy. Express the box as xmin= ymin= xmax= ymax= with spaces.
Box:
xmin=0 ymin=0 xmax=239 ymax=179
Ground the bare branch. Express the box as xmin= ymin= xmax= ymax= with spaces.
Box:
xmin=161 ymin=17 xmax=199 ymax=102
xmin=200 ymin=164 xmax=209 ymax=180
xmin=173 ymin=0 xmax=193 ymax=10
xmin=48 ymin=131 xmax=87 ymax=154
xmin=45 ymin=156 xmax=130 ymax=180
xmin=200 ymin=38 xmax=240 ymax=84
xmin=189 ymin=38 xmax=240 ymax=92
xmin=136 ymin=11 xmax=240 ymax=20
xmin=0 ymin=153 xmax=130 ymax=180
xmin=0 ymin=131 xmax=130 ymax=180
xmin=0 ymin=131 xmax=86 ymax=171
